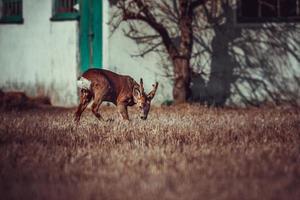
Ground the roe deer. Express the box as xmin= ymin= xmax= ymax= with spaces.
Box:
xmin=74 ymin=68 xmax=158 ymax=123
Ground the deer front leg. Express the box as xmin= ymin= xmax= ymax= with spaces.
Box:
xmin=117 ymin=104 xmax=129 ymax=120
xmin=74 ymin=90 xmax=92 ymax=123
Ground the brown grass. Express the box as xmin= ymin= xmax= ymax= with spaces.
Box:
xmin=0 ymin=104 xmax=299 ymax=200
xmin=0 ymin=90 xmax=51 ymax=110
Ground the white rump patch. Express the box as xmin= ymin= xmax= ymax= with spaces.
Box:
xmin=77 ymin=77 xmax=91 ymax=90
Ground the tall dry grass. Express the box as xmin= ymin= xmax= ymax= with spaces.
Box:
xmin=0 ymin=104 xmax=299 ymax=200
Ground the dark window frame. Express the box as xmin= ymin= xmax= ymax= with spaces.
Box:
xmin=237 ymin=0 xmax=300 ymax=23
xmin=50 ymin=0 xmax=79 ymax=21
xmin=0 ymin=0 xmax=23 ymax=24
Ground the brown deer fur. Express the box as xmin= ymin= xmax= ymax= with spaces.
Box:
xmin=74 ymin=68 xmax=158 ymax=123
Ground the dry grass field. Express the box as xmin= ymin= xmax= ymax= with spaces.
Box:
xmin=0 ymin=104 xmax=299 ymax=200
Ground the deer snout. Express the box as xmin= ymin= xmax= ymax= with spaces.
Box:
xmin=140 ymin=116 xmax=147 ymax=120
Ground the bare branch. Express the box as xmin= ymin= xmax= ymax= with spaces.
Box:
xmin=172 ymin=0 xmax=180 ymax=17
xmin=131 ymin=41 xmax=163 ymax=58
xmin=158 ymin=1 xmax=179 ymax=24
xmin=120 ymin=0 xmax=179 ymax=57
xmin=124 ymin=33 xmax=160 ymax=44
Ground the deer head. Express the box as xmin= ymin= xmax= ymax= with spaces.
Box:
xmin=133 ymin=78 xmax=159 ymax=120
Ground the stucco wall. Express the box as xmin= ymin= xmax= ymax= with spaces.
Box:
xmin=0 ymin=1 xmax=298 ymax=107
xmin=107 ymin=25 xmax=173 ymax=104
xmin=106 ymin=2 xmax=300 ymax=106
xmin=105 ymin=6 xmax=172 ymax=104
xmin=0 ymin=0 xmax=171 ymax=107
xmin=0 ymin=0 xmax=78 ymax=106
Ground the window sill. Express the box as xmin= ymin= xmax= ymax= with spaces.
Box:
xmin=237 ymin=17 xmax=300 ymax=23
xmin=50 ymin=13 xmax=79 ymax=21
xmin=0 ymin=16 xmax=24 ymax=24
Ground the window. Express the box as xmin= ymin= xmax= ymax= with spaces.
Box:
xmin=0 ymin=0 xmax=23 ymax=24
xmin=237 ymin=0 xmax=300 ymax=23
xmin=51 ymin=0 xmax=79 ymax=21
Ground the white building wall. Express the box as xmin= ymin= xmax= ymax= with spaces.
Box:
xmin=0 ymin=0 xmax=170 ymax=106
xmin=0 ymin=0 xmax=78 ymax=106
xmin=104 ymin=2 xmax=172 ymax=104
xmin=105 ymin=2 xmax=300 ymax=106
xmin=106 ymin=26 xmax=173 ymax=103
xmin=0 ymin=1 xmax=298 ymax=107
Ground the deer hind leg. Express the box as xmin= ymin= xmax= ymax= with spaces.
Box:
xmin=91 ymin=84 xmax=109 ymax=121
xmin=91 ymin=98 xmax=104 ymax=121
xmin=74 ymin=89 xmax=92 ymax=123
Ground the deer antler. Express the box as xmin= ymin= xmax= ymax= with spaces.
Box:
xmin=140 ymin=78 xmax=144 ymax=94
xmin=148 ymin=82 xmax=158 ymax=100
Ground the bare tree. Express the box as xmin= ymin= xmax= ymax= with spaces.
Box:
xmin=110 ymin=0 xmax=300 ymax=106
xmin=110 ymin=0 xmax=207 ymax=104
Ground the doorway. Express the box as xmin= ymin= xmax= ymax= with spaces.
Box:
xmin=79 ymin=0 xmax=102 ymax=72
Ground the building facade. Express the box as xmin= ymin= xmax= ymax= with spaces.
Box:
xmin=0 ymin=0 xmax=168 ymax=106
xmin=0 ymin=0 xmax=299 ymax=106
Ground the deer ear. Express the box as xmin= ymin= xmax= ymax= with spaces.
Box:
xmin=147 ymin=82 xmax=159 ymax=100
xmin=132 ymin=86 xmax=140 ymax=103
